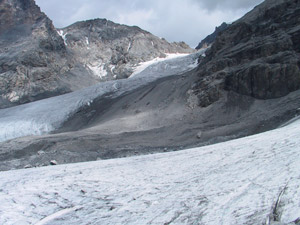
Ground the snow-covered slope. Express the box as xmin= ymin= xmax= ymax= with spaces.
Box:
xmin=0 ymin=51 xmax=202 ymax=142
xmin=1 ymin=117 xmax=300 ymax=225
xmin=130 ymin=53 xmax=191 ymax=77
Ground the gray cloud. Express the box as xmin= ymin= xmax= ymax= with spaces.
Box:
xmin=193 ymin=0 xmax=264 ymax=11
xmin=35 ymin=0 xmax=264 ymax=48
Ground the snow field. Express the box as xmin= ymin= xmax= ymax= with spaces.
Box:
xmin=0 ymin=118 xmax=300 ymax=224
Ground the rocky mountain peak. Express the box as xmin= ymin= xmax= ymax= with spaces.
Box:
xmin=0 ymin=0 xmax=67 ymax=53
xmin=0 ymin=0 xmax=99 ymax=109
xmin=195 ymin=22 xmax=228 ymax=50
xmin=59 ymin=18 xmax=195 ymax=80
xmin=0 ymin=0 xmax=45 ymax=33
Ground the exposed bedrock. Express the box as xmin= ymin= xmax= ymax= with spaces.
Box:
xmin=192 ymin=0 xmax=300 ymax=107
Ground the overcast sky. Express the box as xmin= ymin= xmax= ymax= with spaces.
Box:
xmin=35 ymin=0 xmax=264 ymax=48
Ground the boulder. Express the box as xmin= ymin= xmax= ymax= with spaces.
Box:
xmin=50 ymin=160 xmax=58 ymax=165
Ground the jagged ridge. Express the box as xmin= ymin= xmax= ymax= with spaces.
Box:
xmin=195 ymin=22 xmax=228 ymax=50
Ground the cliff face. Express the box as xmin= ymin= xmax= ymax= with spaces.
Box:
xmin=0 ymin=0 xmax=44 ymax=33
xmin=192 ymin=0 xmax=300 ymax=107
xmin=60 ymin=19 xmax=194 ymax=80
xmin=0 ymin=0 xmax=99 ymax=109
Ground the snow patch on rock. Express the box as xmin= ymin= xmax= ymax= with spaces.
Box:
xmin=57 ymin=30 xmax=68 ymax=46
xmin=87 ymin=63 xmax=107 ymax=79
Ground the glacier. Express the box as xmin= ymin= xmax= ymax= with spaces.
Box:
xmin=0 ymin=51 xmax=202 ymax=143
xmin=0 ymin=116 xmax=299 ymax=224
xmin=130 ymin=53 xmax=190 ymax=77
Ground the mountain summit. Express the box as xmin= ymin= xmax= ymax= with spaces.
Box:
xmin=60 ymin=18 xmax=193 ymax=80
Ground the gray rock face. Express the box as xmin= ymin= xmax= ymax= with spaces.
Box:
xmin=0 ymin=0 xmax=194 ymax=109
xmin=195 ymin=22 xmax=228 ymax=50
xmin=60 ymin=19 xmax=194 ymax=80
xmin=192 ymin=0 xmax=300 ymax=106
xmin=1 ymin=50 xmax=300 ymax=171
xmin=0 ymin=0 xmax=99 ymax=109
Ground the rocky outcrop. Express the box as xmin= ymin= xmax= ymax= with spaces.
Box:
xmin=0 ymin=0 xmax=99 ymax=109
xmin=0 ymin=0 xmax=194 ymax=109
xmin=192 ymin=0 xmax=300 ymax=107
xmin=195 ymin=22 xmax=228 ymax=50
xmin=60 ymin=19 xmax=194 ymax=80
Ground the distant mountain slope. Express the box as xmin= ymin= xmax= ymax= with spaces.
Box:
xmin=0 ymin=0 xmax=194 ymax=109
xmin=195 ymin=22 xmax=228 ymax=50
xmin=191 ymin=0 xmax=300 ymax=107
xmin=61 ymin=19 xmax=194 ymax=80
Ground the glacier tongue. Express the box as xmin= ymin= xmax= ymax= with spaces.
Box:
xmin=0 ymin=51 xmax=202 ymax=143
xmin=0 ymin=118 xmax=300 ymax=224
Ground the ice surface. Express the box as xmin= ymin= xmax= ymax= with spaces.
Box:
xmin=0 ymin=118 xmax=300 ymax=224
xmin=130 ymin=53 xmax=191 ymax=77
xmin=0 ymin=51 xmax=203 ymax=142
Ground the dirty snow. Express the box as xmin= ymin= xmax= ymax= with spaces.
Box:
xmin=0 ymin=118 xmax=300 ymax=224
xmin=87 ymin=63 xmax=107 ymax=79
